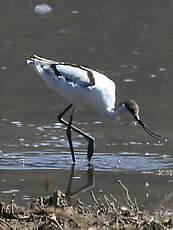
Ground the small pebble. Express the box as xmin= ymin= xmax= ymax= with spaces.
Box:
xmin=1 ymin=66 xmax=7 ymax=70
xmin=150 ymin=74 xmax=157 ymax=78
xmin=123 ymin=78 xmax=135 ymax=82
xmin=121 ymin=64 xmax=128 ymax=68
xmin=71 ymin=10 xmax=79 ymax=15
xmin=158 ymin=67 xmax=166 ymax=73
xmin=144 ymin=182 xmax=149 ymax=187
xmin=132 ymin=65 xmax=138 ymax=69
xmin=132 ymin=51 xmax=139 ymax=55
xmin=35 ymin=4 xmax=52 ymax=15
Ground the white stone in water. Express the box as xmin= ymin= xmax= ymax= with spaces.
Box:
xmin=1 ymin=66 xmax=7 ymax=70
xmin=71 ymin=10 xmax=79 ymax=15
xmin=34 ymin=4 xmax=52 ymax=15
xmin=159 ymin=67 xmax=166 ymax=73
xmin=144 ymin=182 xmax=149 ymax=187
xmin=123 ymin=78 xmax=135 ymax=82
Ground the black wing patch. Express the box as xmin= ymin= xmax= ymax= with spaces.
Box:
xmin=51 ymin=64 xmax=61 ymax=77
xmin=50 ymin=63 xmax=95 ymax=87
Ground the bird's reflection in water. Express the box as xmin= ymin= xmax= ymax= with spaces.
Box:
xmin=65 ymin=164 xmax=95 ymax=204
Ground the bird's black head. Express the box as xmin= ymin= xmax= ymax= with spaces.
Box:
xmin=121 ymin=99 xmax=139 ymax=118
xmin=120 ymin=99 xmax=161 ymax=139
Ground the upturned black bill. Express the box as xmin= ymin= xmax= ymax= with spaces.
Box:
xmin=134 ymin=116 xmax=161 ymax=139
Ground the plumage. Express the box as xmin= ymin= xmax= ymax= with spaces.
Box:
xmin=27 ymin=55 xmax=116 ymax=116
xmin=27 ymin=54 xmax=161 ymax=163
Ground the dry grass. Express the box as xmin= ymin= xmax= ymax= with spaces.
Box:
xmin=0 ymin=182 xmax=172 ymax=230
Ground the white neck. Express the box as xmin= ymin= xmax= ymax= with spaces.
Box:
xmin=104 ymin=104 xmax=128 ymax=119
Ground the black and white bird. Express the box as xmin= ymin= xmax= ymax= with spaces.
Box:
xmin=27 ymin=55 xmax=161 ymax=163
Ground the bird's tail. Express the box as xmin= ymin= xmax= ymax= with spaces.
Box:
xmin=26 ymin=54 xmax=58 ymax=65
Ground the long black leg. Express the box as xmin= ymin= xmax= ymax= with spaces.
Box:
xmin=57 ymin=104 xmax=95 ymax=162
xmin=66 ymin=106 xmax=76 ymax=163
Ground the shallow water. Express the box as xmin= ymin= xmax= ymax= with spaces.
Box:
xmin=1 ymin=168 xmax=173 ymax=214
xmin=1 ymin=0 xmax=173 ymax=211
xmin=0 ymin=117 xmax=171 ymax=171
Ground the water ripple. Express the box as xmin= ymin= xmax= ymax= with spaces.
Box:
xmin=0 ymin=119 xmax=171 ymax=171
xmin=0 ymin=150 xmax=172 ymax=172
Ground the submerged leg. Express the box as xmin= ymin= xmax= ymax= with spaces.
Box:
xmin=57 ymin=104 xmax=95 ymax=162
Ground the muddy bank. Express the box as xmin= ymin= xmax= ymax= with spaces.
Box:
xmin=1 ymin=168 xmax=173 ymax=210
xmin=0 ymin=183 xmax=173 ymax=230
